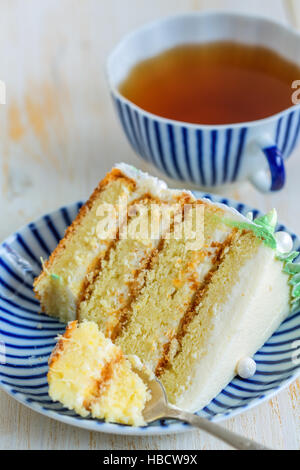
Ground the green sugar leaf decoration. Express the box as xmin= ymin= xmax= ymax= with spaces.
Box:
xmin=283 ymin=262 xmax=300 ymax=275
xmin=250 ymin=226 xmax=277 ymax=250
xmin=51 ymin=273 xmax=62 ymax=282
xmin=277 ymin=251 xmax=299 ymax=263
xmin=292 ymin=283 xmax=300 ymax=298
xmin=254 ymin=209 xmax=277 ymax=233
xmin=281 ymin=257 xmax=300 ymax=310
xmin=275 ymin=242 xmax=300 ymax=311
xmin=220 ymin=212 xmax=277 ymax=250
xmin=291 ymin=299 xmax=300 ymax=313
xmin=289 ymin=272 xmax=300 ymax=286
xmin=291 ymin=296 xmax=300 ymax=305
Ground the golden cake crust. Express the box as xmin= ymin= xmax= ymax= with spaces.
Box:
xmin=48 ymin=320 xmax=77 ymax=368
xmin=33 ymin=169 xmax=136 ymax=312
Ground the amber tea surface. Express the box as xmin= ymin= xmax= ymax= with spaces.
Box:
xmin=119 ymin=42 xmax=300 ymax=125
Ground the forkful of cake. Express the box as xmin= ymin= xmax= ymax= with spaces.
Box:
xmin=48 ymin=320 xmax=269 ymax=450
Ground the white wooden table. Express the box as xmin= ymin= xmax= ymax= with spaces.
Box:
xmin=0 ymin=0 xmax=299 ymax=450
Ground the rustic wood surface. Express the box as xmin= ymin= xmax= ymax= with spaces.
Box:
xmin=0 ymin=0 xmax=299 ymax=450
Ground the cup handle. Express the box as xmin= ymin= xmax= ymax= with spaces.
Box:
xmin=249 ymin=135 xmax=286 ymax=193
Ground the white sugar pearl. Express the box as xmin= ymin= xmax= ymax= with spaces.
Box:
xmin=275 ymin=231 xmax=293 ymax=254
xmin=246 ymin=212 xmax=253 ymax=221
xmin=237 ymin=357 xmax=256 ymax=379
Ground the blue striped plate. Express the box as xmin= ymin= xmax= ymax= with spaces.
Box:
xmin=0 ymin=194 xmax=299 ymax=436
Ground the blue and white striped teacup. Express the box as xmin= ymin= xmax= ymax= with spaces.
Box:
xmin=107 ymin=12 xmax=300 ymax=193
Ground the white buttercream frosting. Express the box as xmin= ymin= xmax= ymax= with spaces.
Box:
xmin=115 ymin=163 xmax=252 ymax=224
xmin=115 ymin=163 xmax=192 ymax=202
xmin=177 ymin=245 xmax=290 ymax=412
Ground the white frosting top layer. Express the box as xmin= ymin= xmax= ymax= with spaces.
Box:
xmin=116 ymin=163 xmax=188 ymax=201
xmin=115 ymin=163 xmax=251 ymax=224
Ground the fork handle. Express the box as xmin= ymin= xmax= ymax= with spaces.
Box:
xmin=165 ymin=406 xmax=269 ymax=450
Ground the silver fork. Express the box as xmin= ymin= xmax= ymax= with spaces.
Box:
xmin=135 ymin=367 xmax=269 ymax=450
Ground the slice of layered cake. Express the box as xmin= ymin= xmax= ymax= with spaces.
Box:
xmin=38 ymin=164 xmax=297 ymax=417
xmin=48 ymin=320 xmax=150 ymax=426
